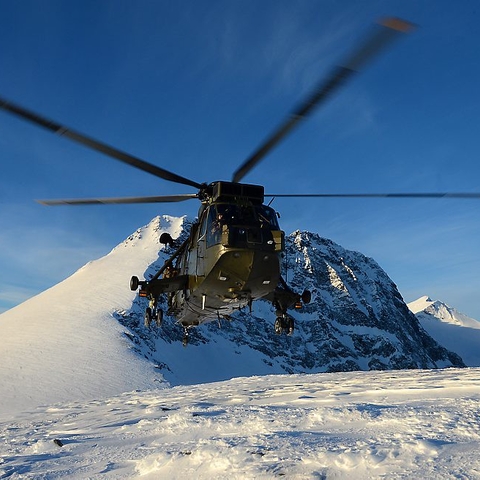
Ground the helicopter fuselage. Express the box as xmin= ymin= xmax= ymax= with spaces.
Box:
xmin=173 ymin=229 xmax=283 ymax=326
xmin=137 ymin=182 xmax=289 ymax=327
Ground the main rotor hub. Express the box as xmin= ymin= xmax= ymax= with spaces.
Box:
xmin=199 ymin=181 xmax=265 ymax=205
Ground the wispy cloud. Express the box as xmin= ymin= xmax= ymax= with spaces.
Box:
xmin=0 ymin=207 xmax=110 ymax=313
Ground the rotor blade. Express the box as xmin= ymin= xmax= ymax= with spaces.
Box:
xmin=0 ymin=96 xmax=203 ymax=190
xmin=232 ymin=18 xmax=415 ymax=184
xmin=265 ymin=193 xmax=480 ymax=199
xmin=36 ymin=194 xmax=198 ymax=206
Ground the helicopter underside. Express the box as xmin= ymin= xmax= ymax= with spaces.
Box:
xmin=172 ymin=248 xmax=281 ymax=327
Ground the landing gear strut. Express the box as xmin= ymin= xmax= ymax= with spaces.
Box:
xmin=144 ymin=307 xmax=153 ymax=328
xmin=271 ymin=278 xmax=310 ymax=336
xmin=274 ymin=314 xmax=294 ymax=335
xmin=144 ymin=296 xmax=163 ymax=328
xmin=182 ymin=327 xmax=190 ymax=347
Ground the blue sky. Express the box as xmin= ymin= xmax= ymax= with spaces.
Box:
xmin=1 ymin=0 xmax=479 ymax=319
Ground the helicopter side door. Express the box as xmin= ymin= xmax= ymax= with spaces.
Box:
xmin=190 ymin=209 xmax=208 ymax=278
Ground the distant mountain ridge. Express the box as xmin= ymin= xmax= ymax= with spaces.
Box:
xmin=408 ymin=296 xmax=480 ymax=367
xmin=409 ymin=296 xmax=480 ymax=329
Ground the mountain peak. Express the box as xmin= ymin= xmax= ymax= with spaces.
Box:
xmin=0 ymin=217 xmax=180 ymax=414
xmin=408 ymin=296 xmax=434 ymax=314
xmin=409 ymin=296 xmax=480 ymax=329
xmin=117 ymin=215 xmax=186 ymax=251
xmin=409 ymin=296 xmax=480 ymax=367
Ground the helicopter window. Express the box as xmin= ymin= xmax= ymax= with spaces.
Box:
xmin=210 ymin=203 xmax=280 ymax=228
xmin=198 ymin=212 xmax=207 ymax=240
xmin=206 ymin=203 xmax=280 ymax=248
xmin=206 ymin=206 xmax=223 ymax=247
xmin=255 ymin=205 xmax=280 ymax=229
xmin=215 ymin=204 xmax=239 ymax=225
xmin=215 ymin=204 xmax=258 ymax=226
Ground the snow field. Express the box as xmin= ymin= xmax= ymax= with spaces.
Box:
xmin=2 ymin=368 xmax=480 ymax=479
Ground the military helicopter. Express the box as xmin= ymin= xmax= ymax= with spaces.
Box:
xmin=2 ymin=18 xmax=478 ymax=345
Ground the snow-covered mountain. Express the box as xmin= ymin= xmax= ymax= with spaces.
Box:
xmin=115 ymin=221 xmax=463 ymax=384
xmin=409 ymin=295 xmax=480 ymax=328
xmin=0 ymin=216 xmax=184 ymax=414
xmin=2 ymin=217 xmax=476 ymax=480
xmin=0 ymin=216 xmax=464 ymax=415
xmin=408 ymin=296 xmax=480 ymax=367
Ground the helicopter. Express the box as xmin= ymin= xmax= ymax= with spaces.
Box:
xmin=2 ymin=18 xmax=479 ymax=345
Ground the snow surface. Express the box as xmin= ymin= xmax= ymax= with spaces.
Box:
xmin=408 ymin=296 xmax=480 ymax=367
xmin=2 ymin=368 xmax=480 ymax=479
xmin=0 ymin=216 xmax=186 ymax=414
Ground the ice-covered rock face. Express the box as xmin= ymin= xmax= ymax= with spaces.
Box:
xmin=115 ymin=224 xmax=464 ymax=384
xmin=286 ymin=232 xmax=465 ymax=370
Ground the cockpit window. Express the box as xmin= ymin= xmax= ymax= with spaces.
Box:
xmin=205 ymin=203 xmax=280 ymax=247
xmin=212 ymin=203 xmax=279 ymax=228
xmin=215 ymin=204 xmax=244 ymax=225
xmin=255 ymin=205 xmax=279 ymax=229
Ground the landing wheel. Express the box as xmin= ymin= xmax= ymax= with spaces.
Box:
xmin=130 ymin=276 xmax=139 ymax=291
xmin=302 ymin=289 xmax=312 ymax=304
xmin=144 ymin=307 xmax=152 ymax=328
xmin=274 ymin=315 xmax=294 ymax=335
xmin=274 ymin=317 xmax=283 ymax=335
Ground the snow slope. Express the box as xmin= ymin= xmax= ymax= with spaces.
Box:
xmin=408 ymin=296 xmax=480 ymax=367
xmin=0 ymin=216 xmax=185 ymax=414
xmin=1 ymin=368 xmax=480 ymax=479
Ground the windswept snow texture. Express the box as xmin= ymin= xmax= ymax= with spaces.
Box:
xmin=409 ymin=296 xmax=480 ymax=367
xmin=2 ymin=368 xmax=480 ymax=479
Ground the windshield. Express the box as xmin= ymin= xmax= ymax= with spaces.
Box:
xmin=212 ymin=203 xmax=279 ymax=229
xmin=255 ymin=205 xmax=280 ymax=229
xmin=205 ymin=203 xmax=280 ymax=248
